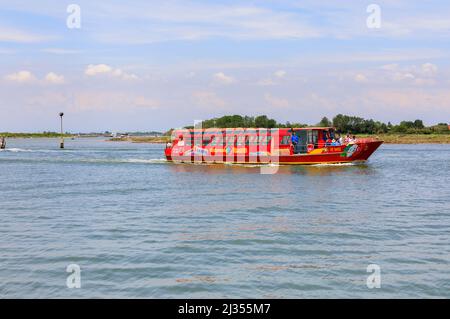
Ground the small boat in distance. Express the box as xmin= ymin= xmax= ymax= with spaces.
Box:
xmin=164 ymin=127 xmax=383 ymax=165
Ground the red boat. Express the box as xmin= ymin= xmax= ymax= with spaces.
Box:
xmin=164 ymin=127 xmax=383 ymax=165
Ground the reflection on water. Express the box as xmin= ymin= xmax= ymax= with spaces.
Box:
xmin=168 ymin=161 xmax=375 ymax=177
xmin=1 ymin=138 xmax=449 ymax=298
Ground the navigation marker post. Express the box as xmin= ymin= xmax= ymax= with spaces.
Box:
xmin=59 ymin=112 xmax=65 ymax=149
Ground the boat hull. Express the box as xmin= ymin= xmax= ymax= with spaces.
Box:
xmin=165 ymin=140 xmax=383 ymax=165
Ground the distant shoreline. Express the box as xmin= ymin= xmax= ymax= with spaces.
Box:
xmin=0 ymin=133 xmax=74 ymax=138
xmin=359 ymin=134 xmax=450 ymax=144
xmin=3 ymin=133 xmax=449 ymax=144
xmin=108 ymin=136 xmax=170 ymax=144
xmin=107 ymin=134 xmax=450 ymax=144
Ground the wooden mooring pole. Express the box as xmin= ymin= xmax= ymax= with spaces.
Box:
xmin=0 ymin=136 xmax=6 ymax=149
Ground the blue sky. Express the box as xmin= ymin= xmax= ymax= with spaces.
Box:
xmin=1 ymin=0 xmax=450 ymax=132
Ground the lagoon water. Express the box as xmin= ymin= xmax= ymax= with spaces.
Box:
xmin=1 ymin=137 xmax=449 ymax=298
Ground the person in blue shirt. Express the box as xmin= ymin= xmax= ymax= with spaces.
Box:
xmin=291 ymin=130 xmax=299 ymax=154
xmin=291 ymin=132 xmax=299 ymax=145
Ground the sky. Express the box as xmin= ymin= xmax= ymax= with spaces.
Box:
xmin=1 ymin=0 xmax=450 ymax=132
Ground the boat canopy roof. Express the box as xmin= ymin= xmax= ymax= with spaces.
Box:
xmin=174 ymin=127 xmax=335 ymax=134
xmin=292 ymin=127 xmax=335 ymax=131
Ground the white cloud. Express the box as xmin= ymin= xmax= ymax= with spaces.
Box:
xmin=5 ymin=70 xmax=66 ymax=85
xmin=354 ymin=74 xmax=368 ymax=83
xmin=256 ymin=70 xmax=287 ymax=86
xmin=393 ymin=72 xmax=415 ymax=81
xmin=379 ymin=62 xmax=439 ymax=86
xmin=213 ymin=72 xmax=235 ymax=85
xmin=274 ymin=70 xmax=286 ymax=78
xmin=421 ymin=63 xmax=438 ymax=76
xmin=45 ymin=72 xmax=65 ymax=84
xmin=85 ymin=64 xmax=113 ymax=76
xmin=122 ymin=73 xmax=139 ymax=81
xmin=85 ymin=64 xmax=138 ymax=80
xmin=5 ymin=70 xmax=36 ymax=83
xmin=381 ymin=64 xmax=399 ymax=71
xmin=256 ymin=78 xmax=277 ymax=86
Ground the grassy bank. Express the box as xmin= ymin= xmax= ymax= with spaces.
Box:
xmin=360 ymin=134 xmax=450 ymax=144
xmin=0 ymin=132 xmax=73 ymax=138
xmin=109 ymin=136 xmax=170 ymax=143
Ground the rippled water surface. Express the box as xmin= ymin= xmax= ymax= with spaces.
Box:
xmin=1 ymin=138 xmax=449 ymax=298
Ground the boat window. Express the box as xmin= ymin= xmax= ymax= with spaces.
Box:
xmin=237 ymin=135 xmax=245 ymax=146
xmin=214 ymin=136 xmax=224 ymax=147
xmin=258 ymin=135 xmax=266 ymax=144
xmin=307 ymin=130 xmax=319 ymax=146
xmin=226 ymin=135 xmax=235 ymax=145
xmin=247 ymin=135 xmax=257 ymax=145
xmin=281 ymin=135 xmax=290 ymax=145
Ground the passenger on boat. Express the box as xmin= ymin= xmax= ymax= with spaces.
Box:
xmin=331 ymin=139 xmax=339 ymax=146
xmin=347 ymin=135 xmax=357 ymax=144
xmin=291 ymin=132 xmax=299 ymax=145
xmin=291 ymin=133 xmax=300 ymax=154
xmin=178 ymin=136 xmax=185 ymax=147
xmin=325 ymin=134 xmax=332 ymax=146
xmin=344 ymin=134 xmax=351 ymax=144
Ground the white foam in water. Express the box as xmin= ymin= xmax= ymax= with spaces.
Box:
xmin=124 ymin=158 xmax=168 ymax=164
xmin=74 ymin=158 xmax=169 ymax=164
xmin=312 ymin=162 xmax=358 ymax=167
xmin=3 ymin=148 xmax=34 ymax=153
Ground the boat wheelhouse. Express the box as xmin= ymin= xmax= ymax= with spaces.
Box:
xmin=165 ymin=127 xmax=383 ymax=165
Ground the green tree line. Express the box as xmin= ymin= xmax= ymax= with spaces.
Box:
xmin=178 ymin=114 xmax=449 ymax=135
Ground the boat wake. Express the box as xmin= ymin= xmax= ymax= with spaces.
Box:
xmin=74 ymin=158 xmax=169 ymax=164
xmin=122 ymin=158 xmax=168 ymax=164
xmin=0 ymin=154 xmax=169 ymax=165
xmin=0 ymin=148 xmax=34 ymax=153
xmin=221 ymin=162 xmax=281 ymax=168
xmin=311 ymin=162 xmax=359 ymax=167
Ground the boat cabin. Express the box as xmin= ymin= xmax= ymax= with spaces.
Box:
xmin=168 ymin=127 xmax=341 ymax=157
